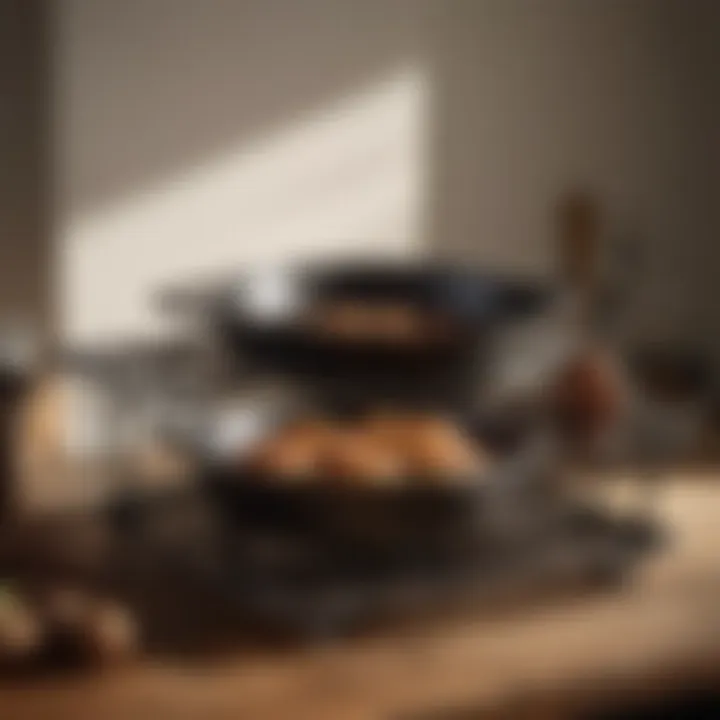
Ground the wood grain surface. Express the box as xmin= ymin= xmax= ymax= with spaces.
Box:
xmin=1 ymin=470 xmax=720 ymax=719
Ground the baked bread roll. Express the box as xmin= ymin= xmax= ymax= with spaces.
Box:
xmin=242 ymin=419 xmax=331 ymax=481
xmin=373 ymin=304 xmax=421 ymax=343
xmin=319 ymin=429 xmax=404 ymax=487
xmin=365 ymin=412 xmax=484 ymax=481
xmin=310 ymin=302 xmax=376 ymax=341
xmin=404 ymin=418 xmax=483 ymax=479
xmin=243 ymin=413 xmax=487 ymax=486
xmin=244 ymin=435 xmax=319 ymax=480
xmin=364 ymin=411 xmax=417 ymax=447
xmin=309 ymin=302 xmax=447 ymax=344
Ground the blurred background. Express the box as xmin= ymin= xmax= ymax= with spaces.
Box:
xmin=1 ymin=0 xmax=716 ymax=349
xmin=0 ymin=1 xmax=719 ymax=718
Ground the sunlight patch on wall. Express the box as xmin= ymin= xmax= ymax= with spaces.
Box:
xmin=59 ymin=64 xmax=431 ymax=344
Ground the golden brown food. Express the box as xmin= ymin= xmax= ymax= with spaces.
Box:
xmin=406 ymin=436 xmax=482 ymax=480
xmin=309 ymin=302 xmax=377 ymax=341
xmin=363 ymin=411 xmax=418 ymax=448
xmin=244 ymin=435 xmax=320 ymax=480
xmin=243 ymin=418 xmax=335 ymax=480
xmin=373 ymin=304 xmax=422 ymax=342
xmin=240 ymin=412 xmax=486 ymax=486
xmin=308 ymin=302 xmax=449 ymax=345
xmin=366 ymin=412 xmax=453 ymax=446
xmin=365 ymin=412 xmax=484 ymax=480
xmin=279 ymin=418 xmax=334 ymax=446
xmin=319 ymin=430 xmax=405 ymax=486
xmin=405 ymin=420 xmax=483 ymax=479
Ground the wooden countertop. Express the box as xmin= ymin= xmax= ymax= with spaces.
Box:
xmin=2 ymin=470 xmax=720 ymax=719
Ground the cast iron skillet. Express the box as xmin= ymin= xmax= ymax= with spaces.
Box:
xmin=199 ymin=407 xmax=546 ymax=564
xmin=215 ymin=262 xmax=555 ymax=383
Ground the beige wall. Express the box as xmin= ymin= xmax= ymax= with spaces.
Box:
xmin=55 ymin=0 xmax=437 ymax=344
xmin=53 ymin=0 xmax=719 ymax=349
xmin=430 ymin=0 xmax=719 ymax=348
xmin=0 ymin=0 xmax=47 ymax=330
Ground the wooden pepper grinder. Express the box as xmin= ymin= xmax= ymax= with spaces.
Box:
xmin=552 ymin=192 xmax=628 ymax=451
xmin=556 ymin=190 xmax=601 ymax=327
xmin=554 ymin=195 xmax=666 ymax=548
